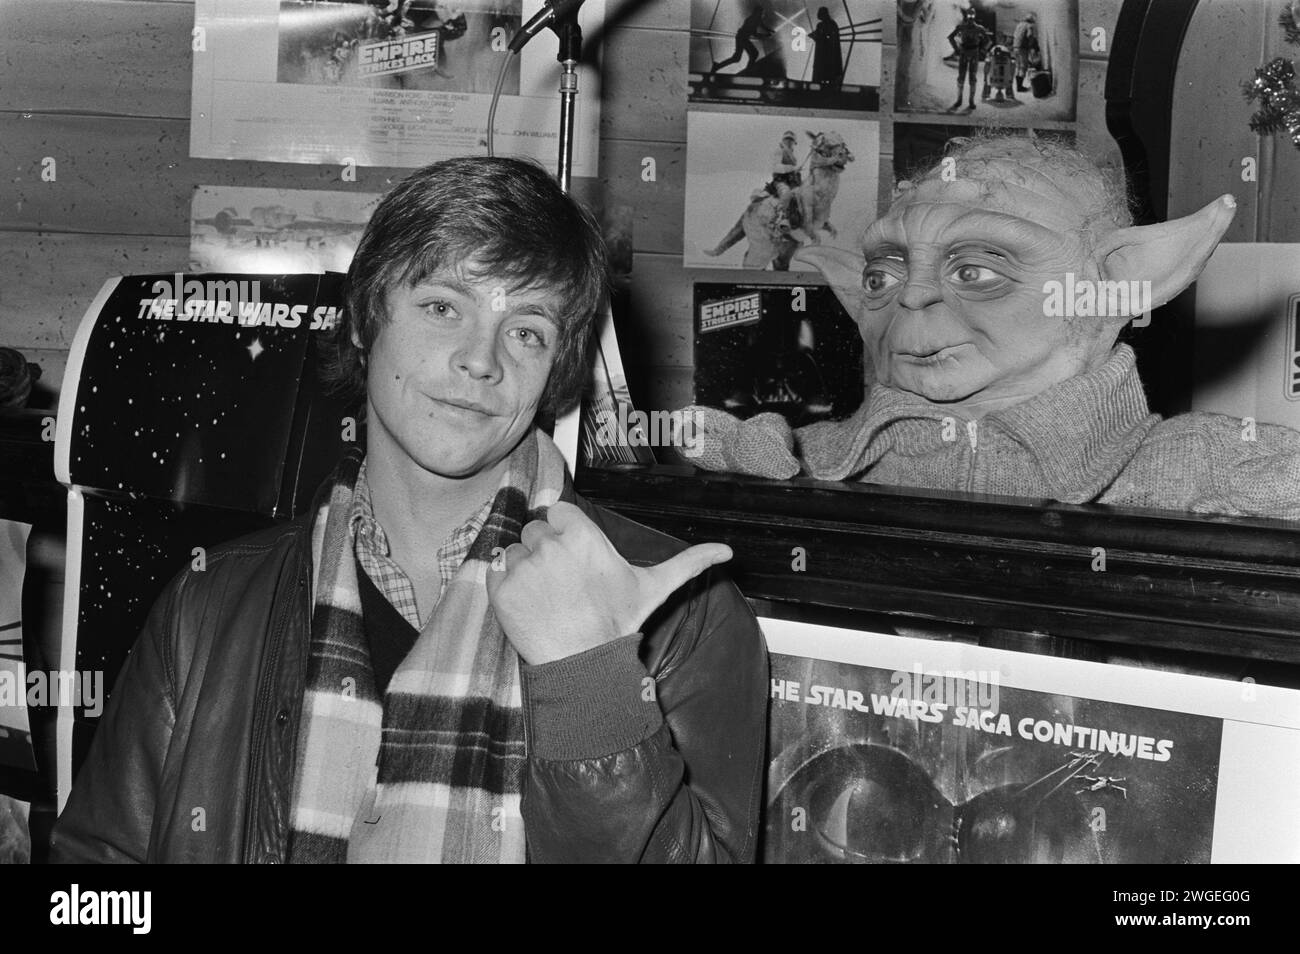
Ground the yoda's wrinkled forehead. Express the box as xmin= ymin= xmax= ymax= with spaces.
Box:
xmin=866 ymin=137 xmax=1129 ymax=254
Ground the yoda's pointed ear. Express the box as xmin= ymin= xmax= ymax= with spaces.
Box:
xmin=1093 ymin=195 xmax=1237 ymax=310
xmin=792 ymin=245 xmax=865 ymax=315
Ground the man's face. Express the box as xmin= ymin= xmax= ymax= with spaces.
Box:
xmin=363 ymin=259 xmax=561 ymax=479
xmin=857 ymin=171 xmax=1109 ymax=409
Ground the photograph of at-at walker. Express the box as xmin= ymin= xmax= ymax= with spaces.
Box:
xmin=895 ymin=0 xmax=1078 ymax=121
xmin=683 ymin=112 xmax=879 ymax=271
xmin=688 ymin=0 xmax=883 ymax=112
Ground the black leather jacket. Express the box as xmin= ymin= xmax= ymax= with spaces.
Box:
xmin=49 ymin=494 xmax=768 ymax=863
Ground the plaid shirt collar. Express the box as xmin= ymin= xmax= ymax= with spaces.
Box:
xmin=349 ymin=457 xmax=492 ymax=631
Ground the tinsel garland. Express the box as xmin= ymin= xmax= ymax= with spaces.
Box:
xmin=1284 ymin=1 xmax=1300 ymax=45
xmin=1243 ymin=5 xmax=1300 ymax=149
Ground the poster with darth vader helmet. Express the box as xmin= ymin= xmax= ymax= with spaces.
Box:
xmin=688 ymin=0 xmax=883 ymax=112
xmin=693 ymin=283 xmax=865 ymax=428
xmin=761 ymin=619 xmax=1300 ymax=864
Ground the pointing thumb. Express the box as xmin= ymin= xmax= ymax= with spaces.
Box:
xmin=644 ymin=543 xmax=733 ymax=603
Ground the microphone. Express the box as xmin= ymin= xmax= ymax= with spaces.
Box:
xmin=508 ymin=0 xmax=587 ymax=53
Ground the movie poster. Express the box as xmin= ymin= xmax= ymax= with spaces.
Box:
xmin=688 ymin=0 xmax=882 ymax=112
xmin=55 ymin=273 xmax=351 ymax=517
xmin=53 ymin=274 xmax=358 ymax=797
xmin=276 ymin=0 xmax=521 ymax=91
xmin=761 ymin=618 xmax=1300 ymax=863
xmin=894 ymin=0 xmax=1077 ymax=122
xmin=192 ymin=0 xmax=603 ymax=175
xmin=683 ymin=112 xmax=879 ymax=271
xmin=191 ymin=185 xmax=384 ymax=274
xmin=693 ymin=283 xmax=864 ymax=426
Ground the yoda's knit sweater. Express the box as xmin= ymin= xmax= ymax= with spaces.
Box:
xmin=685 ymin=346 xmax=1300 ymax=519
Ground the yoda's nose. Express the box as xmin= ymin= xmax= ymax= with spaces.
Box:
xmin=898 ymin=273 xmax=944 ymax=310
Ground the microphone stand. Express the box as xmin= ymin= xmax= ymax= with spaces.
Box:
xmin=549 ymin=6 xmax=583 ymax=195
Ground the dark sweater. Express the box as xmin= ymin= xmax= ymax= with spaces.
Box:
xmin=355 ymin=552 xmax=420 ymax=696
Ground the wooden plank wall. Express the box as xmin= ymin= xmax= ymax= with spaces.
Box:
xmin=7 ymin=0 xmax=1284 ymax=419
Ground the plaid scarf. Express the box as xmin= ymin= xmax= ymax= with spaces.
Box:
xmin=287 ymin=428 xmax=570 ymax=863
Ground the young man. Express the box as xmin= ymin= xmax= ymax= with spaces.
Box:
xmin=50 ymin=157 xmax=768 ymax=863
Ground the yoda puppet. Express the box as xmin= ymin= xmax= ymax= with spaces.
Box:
xmin=682 ymin=135 xmax=1300 ymax=519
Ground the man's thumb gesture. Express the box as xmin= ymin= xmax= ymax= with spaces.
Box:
xmin=486 ymin=500 xmax=734 ymax=665
xmin=637 ymin=544 xmax=733 ymax=617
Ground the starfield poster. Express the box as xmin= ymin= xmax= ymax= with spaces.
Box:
xmin=53 ymin=273 xmax=358 ymax=800
xmin=55 ymin=273 xmax=352 ymax=516
xmin=760 ymin=619 xmax=1300 ymax=863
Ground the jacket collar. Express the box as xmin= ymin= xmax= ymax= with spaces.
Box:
xmin=801 ymin=344 xmax=1162 ymax=502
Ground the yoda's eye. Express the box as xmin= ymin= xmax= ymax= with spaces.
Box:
xmin=952 ymin=265 xmax=998 ymax=283
xmin=863 ymin=270 xmax=900 ymax=293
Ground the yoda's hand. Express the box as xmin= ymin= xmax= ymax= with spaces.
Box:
xmin=674 ymin=406 xmax=801 ymax=480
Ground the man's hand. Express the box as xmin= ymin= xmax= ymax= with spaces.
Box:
xmin=485 ymin=501 xmax=732 ymax=666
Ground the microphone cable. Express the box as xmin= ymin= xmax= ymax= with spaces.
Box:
xmin=486 ymin=49 xmax=514 ymax=157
